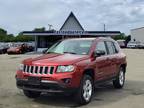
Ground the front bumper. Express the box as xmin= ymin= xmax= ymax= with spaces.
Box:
xmin=16 ymin=78 xmax=77 ymax=93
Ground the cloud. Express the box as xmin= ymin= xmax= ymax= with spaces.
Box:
xmin=0 ymin=0 xmax=144 ymax=35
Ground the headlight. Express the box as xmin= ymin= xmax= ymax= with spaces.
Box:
xmin=18 ymin=64 xmax=24 ymax=71
xmin=57 ymin=65 xmax=75 ymax=73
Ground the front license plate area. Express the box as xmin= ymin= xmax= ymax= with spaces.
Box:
xmin=28 ymin=77 xmax=41 ymax=85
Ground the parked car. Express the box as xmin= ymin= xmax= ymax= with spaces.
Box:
xmin=138 ymin=43 xmax=144 ymax=49
xmin=7 ymin=43 xmax=34 ymax=54
xmin=117 ymin=40 xmax=126 ymax=48
xmin=0 ymin=46 xmax=9 ymax=54
xmin=7 ymin=44 xmax=27 ymax=54
xmin=7 ymin=47 xmax=23 ymax=54
xmin=127 ymin=41 xmax=141 ymax=49
xmin=0 ymin=45 xmax=9 ymax=54
xmin=16 ymin=37 xmax=127 ymax=105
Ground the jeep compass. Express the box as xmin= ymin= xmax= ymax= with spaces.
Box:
xmin=16 ymin=37 xmax=127 ymax=105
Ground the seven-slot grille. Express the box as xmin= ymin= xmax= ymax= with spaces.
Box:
xmin=23 ymin=65 xmax=55 ymax=75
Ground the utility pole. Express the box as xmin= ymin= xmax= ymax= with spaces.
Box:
xmin=48 ymin=24 xmax=53 ymax=30
xmin=104 ymin=24 xmax=106 ymax=31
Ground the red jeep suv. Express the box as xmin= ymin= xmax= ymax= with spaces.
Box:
xmin=16 ymin=37 xmax=127 ymax=105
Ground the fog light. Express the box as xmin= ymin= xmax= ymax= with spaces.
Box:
xmin=62 ymin=78 xmax=71 ymax=84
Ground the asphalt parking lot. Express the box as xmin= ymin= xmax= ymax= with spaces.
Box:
xmin=0 ymin=49 xmax=144 ymax=108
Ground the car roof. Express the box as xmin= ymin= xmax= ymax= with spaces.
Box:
xmin=64 ymin=38 xmax=96 ymax=41
xmin=63 ymin=37 xmax=114 ymax=41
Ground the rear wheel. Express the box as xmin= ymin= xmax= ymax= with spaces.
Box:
xmin=75 ymin=75 xmax=94 ymax=105
xmin=23 ymin=90 xmax=41 ymax=98
xmin=113 ymin=67 xmax=125 ymax=89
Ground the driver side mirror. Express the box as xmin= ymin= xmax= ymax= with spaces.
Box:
xmin=42 ymin=49 xmax=47 ymax=54
xmin=94 ymin=50 xmax=105 ymax=57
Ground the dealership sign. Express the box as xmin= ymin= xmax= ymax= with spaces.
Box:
xmin=55 ymin=31 xmax=85 ymax=35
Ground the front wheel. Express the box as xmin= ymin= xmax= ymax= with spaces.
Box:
xmin=23 ymin=90 xmax=41 ymax=98
xmin=113 ymin=67 xmax=125 ymax=89
xmin=75 ymin=75 xmax=94 ymax=105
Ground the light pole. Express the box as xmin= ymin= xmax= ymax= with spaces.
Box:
xmin=48 ymin=24 xmax=53 ymax=30
xmin=104 ymin=24 xmax=106 ymax=31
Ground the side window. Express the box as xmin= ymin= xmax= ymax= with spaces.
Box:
xmin=106 ymin=41 xmax=116 ymax=55
xmin=114 ymin=42 xmax=120 ymax=53
xmin=95 ymin=41 xmax=107 ymax=55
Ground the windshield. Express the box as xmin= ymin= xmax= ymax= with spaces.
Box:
xmin=46 ymin=39 xmax=93 ymax=55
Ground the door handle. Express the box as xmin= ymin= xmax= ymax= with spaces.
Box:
xmin=111 ymin=58 xmax=117 ymax=62
xmin=106 ymin=58 xmax=111 ymax=64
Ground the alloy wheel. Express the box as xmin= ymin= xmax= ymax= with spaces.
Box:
xmin=83 ymin=79 xmax=92 ymax=102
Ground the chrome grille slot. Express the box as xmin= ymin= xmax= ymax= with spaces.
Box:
xmin=23 ymin=65 xmax=55 ymax=75
xmin=39 ymin=66 xmax=43 ymax=74
xmin=24 ymin=65 xmax=26 ymax=72
xmin=35 ymin=66 xmax=38 ymax=74
xmin=44 ymin=67 xmax=48 ymax=74
xmin=27 ymin=66 xmax=29 ymax=73
xmin=49 ymin=67 xmax=54 ymax=74
xmin=30 ymin=66 xmax=34 ymax=73
xmin=25 ymin=65 xmax=27 ymax=73
xmin=29 ymin=66 xmax=31 ymax=73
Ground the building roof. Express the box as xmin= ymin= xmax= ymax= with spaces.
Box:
xmin=131 ymin=27 xmax=144 ymax=31
xmin=60 ymin=12 xmax=84 ymax=31
xmin=22 ymin=12 xmax=121 ymax=36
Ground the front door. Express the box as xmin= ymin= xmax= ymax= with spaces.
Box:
xmin=93 ymin=41 xmax=111 ymax=80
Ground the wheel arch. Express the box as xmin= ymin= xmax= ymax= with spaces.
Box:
xmin=120 ymin=64 xmax=127 ymax=73
xmin=83 ymin=68 xmax=95 ymax=81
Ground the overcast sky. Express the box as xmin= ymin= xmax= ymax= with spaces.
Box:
xmin=0 ymin=0 xmax=144 ymax=35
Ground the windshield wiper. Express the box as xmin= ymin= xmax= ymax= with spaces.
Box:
xmin=47 ymin=52 xmax=61 ymax=54
xmin=63 ymin=52 xmax=76 ymax=54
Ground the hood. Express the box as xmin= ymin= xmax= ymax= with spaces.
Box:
xmin=23 ymin=54 xmax=89 ymax=66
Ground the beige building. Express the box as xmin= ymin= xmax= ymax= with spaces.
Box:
xmin=131 ymin=27 xmax=144 ymax=42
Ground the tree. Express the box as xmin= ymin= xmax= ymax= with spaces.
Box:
xmin=0 ymin=28 xmax=7 ymax=42
xmin=0 ymin=27 xmax=35 ymax=42
xmin=33 ymin=27 xmax=46 ymax=32
xmin=112 ymin=33 xmax=127 ymax=40
xmin=112 ymin=33 xmax=131 ymax=45
xmin=15 ymin=34 xmax=34 ymax=42
xmin=125 ymin=35 xmax=131 ymax=45
xmin=4 ymin=34 xmax=15 ymax=42
xmin=0 ymin=28 xmax=7 ymax=35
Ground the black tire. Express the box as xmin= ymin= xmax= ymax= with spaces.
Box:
xmin=23 ymin=90 xmax=41 ymax=98
xmin=113 ymin=67 xmax=125 ymax=89
xmin=75 ymin=75 xmax=94 ymax=105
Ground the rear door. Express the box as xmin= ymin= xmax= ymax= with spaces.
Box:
xmin=105 ymin=41 xmax=119 ymax=77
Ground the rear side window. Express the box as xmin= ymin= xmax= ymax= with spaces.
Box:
xmin=95 ymin=41 xmax=107 ymax=55
xmin=106 ymin=41 xmax=116 ymax=55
